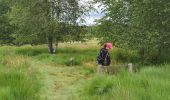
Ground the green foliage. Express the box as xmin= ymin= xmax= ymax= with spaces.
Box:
xmin=0 ymin=0 xmax=14 ymax=44
xmin=0 ymin=0 xmax=94 ymax=54
xmin=7 ymin=0 xmax=91 ymax=46
xmin=112 ymin=48 xmax=139 ymax=63
xmin=95 ymin=0 xmax=170 ymax=64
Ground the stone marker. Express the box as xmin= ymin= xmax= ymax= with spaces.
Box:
xmin=128 ymin=63 xmax=133 ymax=73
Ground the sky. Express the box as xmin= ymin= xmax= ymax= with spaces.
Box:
xmin=79 ymin=0 xmax=105 ymax=26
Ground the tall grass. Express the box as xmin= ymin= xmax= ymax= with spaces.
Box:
xmin=12 ymin=45 xmax=140 ymax=67
xmin=0 ymin=47 xmax=40 ymax=100
xmin=79 ymin=65 xmax=170 ymax=100
xmin=14 ymin=46 xmax=98 ymax=67
xmin=1 ymin=44 xmax=169 ymax=99
xmin=0 ymin=44 xmax=170 ymax=100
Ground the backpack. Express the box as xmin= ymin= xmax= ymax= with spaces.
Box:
xmin=97 ymin=48 xmax=109 ymax=66
xmin=103 ymin=52 xmax=108 ymax=66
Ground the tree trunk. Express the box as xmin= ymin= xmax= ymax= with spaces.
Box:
xmin=47 ymin=36 xmax=54 ymax=54
xmin=55 ymin=42 xmax=58 ymax=52
xmin=53 ymin=40 xmax=58 ymax=53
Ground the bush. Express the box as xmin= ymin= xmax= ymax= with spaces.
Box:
xmin=138 ymin=48 xmax=170 ymax=65
xmin=112 ymin=48 xmax=139 ymax=63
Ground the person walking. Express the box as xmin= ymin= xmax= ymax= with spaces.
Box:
xmin=97 ymin=43 xmax=112 ymax=75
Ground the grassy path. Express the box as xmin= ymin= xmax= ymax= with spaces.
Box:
xmin=33 ymin=61 xmax=91 ymax=100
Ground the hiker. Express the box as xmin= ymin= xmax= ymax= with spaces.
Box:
xmin=97 ymin=43 xmax=112 ymax=75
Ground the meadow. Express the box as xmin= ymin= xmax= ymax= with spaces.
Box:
xmin=0 ymin=42 xmax=170 ymax=100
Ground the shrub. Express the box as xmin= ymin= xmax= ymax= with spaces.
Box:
xmin=112 ymin=48 xmax=139 ymax=63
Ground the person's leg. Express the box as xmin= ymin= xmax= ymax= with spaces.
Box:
xmin=106 ymin=66 xmax=109 ymax=74
xmin=98 ymin=64 xmax=103 ymax=75
xmin=104 ymin=66 xmax=110 ymax=74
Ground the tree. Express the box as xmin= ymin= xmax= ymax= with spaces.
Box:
xmin=9 ymin=0 xmax=92 ymax=53
xmin=95 ymin=0 xmax=170 ymax=64
xmin=0 ymin=0 xmax=14 ymax=44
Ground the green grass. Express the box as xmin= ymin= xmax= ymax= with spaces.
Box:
xmin=14 ymin=46 xmax=98 ymax=67
xmin=0 ymin=44 xmax=170 ymax=100
xmin=79 ymin=65 xmax=170 ymax=100
xmin=0 ymin=47 xmax=40 ymax=100
xmin=11 ymin=45 xmax=140 ymax=67
xmin=0 ymin=45 xmax=98 ymax=100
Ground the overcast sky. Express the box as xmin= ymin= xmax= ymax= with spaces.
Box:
xmin=79 ymin=0 xmax=105 ymax=26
